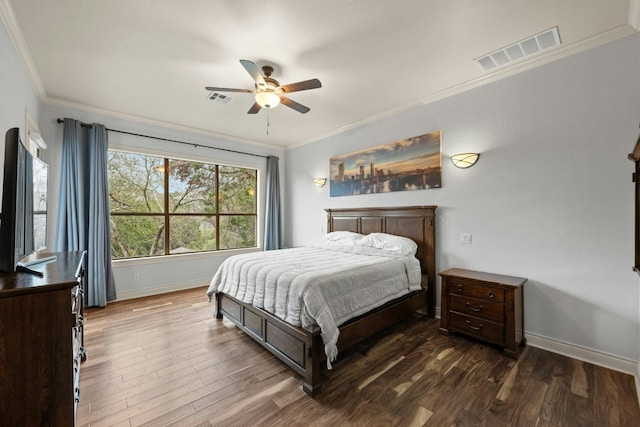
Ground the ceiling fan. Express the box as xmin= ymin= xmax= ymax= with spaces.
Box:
xmin=205 ymin=60 xmax=322 ymax=114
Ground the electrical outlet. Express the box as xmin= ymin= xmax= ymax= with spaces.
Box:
xmin=459 ymin=233 xmax=472 ymax=244
xmin=133 ymin=273 xmax=140 ymax=281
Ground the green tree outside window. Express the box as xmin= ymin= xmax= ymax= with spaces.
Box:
xmin=108 ymin=151 xmax=257 ymax=259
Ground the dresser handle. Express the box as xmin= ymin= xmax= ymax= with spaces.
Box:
xmin=457 ymin=284 xmax=463 ymax=292
xmin=465 ymin=320 xmax=483 ymax=331
xmin=466 ymin=302 xmax=484 ymax=312
xmin=487 ymin=291 xmax=494 ymax=299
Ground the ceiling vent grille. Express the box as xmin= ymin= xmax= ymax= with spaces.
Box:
xmin=208 ymin=92 xmax=232 ymax=104
xmin=474 ymin=26 xmax=561 ymax=72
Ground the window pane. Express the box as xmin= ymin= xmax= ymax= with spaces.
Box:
xmin=168 ymin=160 xmax=217 ymax=214
xmin=108 ymin=151 xmax=164 ymax=213
xmin=218 ymin=166 xmax=256 ymax=214
xmin=169 ymin=215 xmax=216 ymax=253
xmin=33 ymin=213 xmax=46 ymax=250
xmin=110 ymin=215 xmax=165 ymax=258
xmin=219 ymin=215 xmax=256 ymax=249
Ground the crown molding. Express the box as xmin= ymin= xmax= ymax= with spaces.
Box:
xmin=291 ymin=23 xmax=639 ymax=150
xmin=417 ymin=24 xmax=638 ymax=103
xmin=0 ymin=0 xmax=46 ymax=99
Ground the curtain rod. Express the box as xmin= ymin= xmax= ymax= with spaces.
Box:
xmin=56 ymin=118 xmax=269 ymax=159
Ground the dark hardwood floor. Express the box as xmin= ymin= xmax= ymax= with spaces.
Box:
xmin=77 ymin=287 xmax=640 ymax=426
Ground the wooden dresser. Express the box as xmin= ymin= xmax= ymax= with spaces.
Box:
xmin=0 ymin=251 xmax=86 ymax=426
xmin=439 ymin=268 xmax=526 ymax=358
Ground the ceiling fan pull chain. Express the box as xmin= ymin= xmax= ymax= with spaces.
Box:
xmin=266 ymin=109 xmax=270 ymax=135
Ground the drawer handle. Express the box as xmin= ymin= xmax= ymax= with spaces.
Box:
xmin=465 ymin=320 xmax=483 ymax=331
xmin=487 ymin=291 xmax=494 ymax=299
xmin=457 ymin=284 xmax=463 ymax=292
xmin=466 ymin=302 xmax=484 ymax=312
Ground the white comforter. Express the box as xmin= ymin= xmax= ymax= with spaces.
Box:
xmin=207 ymin=243 xmax=422 ymax=367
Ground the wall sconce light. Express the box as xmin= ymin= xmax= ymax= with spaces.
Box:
xmin=313 ymin=178 xmax=327 ymax=187
xmin=451 ymin=153 xmax=480 ymax=169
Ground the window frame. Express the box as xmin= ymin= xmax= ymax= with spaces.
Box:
xmin=107 ymin=147 xmax=261 ymax=260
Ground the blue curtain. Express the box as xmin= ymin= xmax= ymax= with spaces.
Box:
xmin=56 ymin=119 xmax=116 ymax=306
xmin=263 ymin=155 xmax=283 ymax=250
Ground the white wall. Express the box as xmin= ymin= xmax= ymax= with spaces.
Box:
xmin=285 ymin=34 xmax=640 ymax=364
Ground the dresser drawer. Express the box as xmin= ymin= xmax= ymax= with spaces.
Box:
xmin=449 ymin=312 xmax=504 ymax=345
xmin=448 ymin=277 xmax=505 ymax=302
xmin=449 ymin=294 xmax=504 ymax=323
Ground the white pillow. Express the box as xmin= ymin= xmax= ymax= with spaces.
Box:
xmin=358 ymin=233 xmax=417 ymax=256
xmin=322 ymin=231 xmax=365 ymax=245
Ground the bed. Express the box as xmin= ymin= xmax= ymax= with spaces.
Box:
xmin=208 ymin=205 xmax=437 ymax=396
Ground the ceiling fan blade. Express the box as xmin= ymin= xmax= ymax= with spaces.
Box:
xmin=247 ymin=102 xmax=262 ymax=114
xmin=280 ymin=96 xmax=311 ymax=114
xmin=205 ymin=86 xmax=254 ymax=93
xmin=280 ymin=78 xmax=322 ymax=93
xmin=239 ymin=60 xmax=266 ymax=87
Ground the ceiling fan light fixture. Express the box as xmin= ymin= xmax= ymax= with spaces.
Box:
xmin=255 ymin=91 xmax=281 ymax=109
xmin=206 ymin=60 xmax=320 ymax=114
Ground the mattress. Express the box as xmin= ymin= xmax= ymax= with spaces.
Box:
xmin=207 ymin=243 xmax=422 ymax=366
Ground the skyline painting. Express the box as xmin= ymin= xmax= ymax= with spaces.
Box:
xmin=329 ymin=131 xmax=441 ymax=197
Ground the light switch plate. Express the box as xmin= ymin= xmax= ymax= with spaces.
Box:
xmin=459 ymin=233 xmax=472 ymax=244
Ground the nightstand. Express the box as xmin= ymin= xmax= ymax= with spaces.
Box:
xmin=439 ymin=268 xmax=527 ymax=358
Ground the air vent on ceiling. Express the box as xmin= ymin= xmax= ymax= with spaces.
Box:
xmin=474 ymin=26 xmax=561 ymax=72
xmin=208 ymin=92 xmax=232 ymax=104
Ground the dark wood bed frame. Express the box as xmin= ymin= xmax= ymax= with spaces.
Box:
xmin=213 ymin=205 xmax=437 ymax=396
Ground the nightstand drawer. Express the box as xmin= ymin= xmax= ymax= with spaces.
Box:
xmin=449 ymin=294 xmax=504 ymax=322
xmin=449 ymin=312 xmax=504 ymax=345
xmin=449 ymin=278 xmax=505 ymax=302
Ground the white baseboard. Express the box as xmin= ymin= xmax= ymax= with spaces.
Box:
xmin=433 ymin=307 xmax=639 ymax=405
xmin=433 ymin=313 xmax=637 ymax=376
xmin=525 ymin=333 xmax=640 ymax=408
xmin=526 ymin=332 xmax=637 ymax=375
xmin=114 ymin=279 xmax=208 ymax=301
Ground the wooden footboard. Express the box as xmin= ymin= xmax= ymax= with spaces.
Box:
xmin=215 ymin=291 xmax=325 ymax=395
xmin=214 ymin=288 xmax=427 ymax=395
xmin=213 ymin=205 xmax=437 ymax=396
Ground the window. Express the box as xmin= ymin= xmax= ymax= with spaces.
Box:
xmin=107 ymin=150 xmax=257 ymax=259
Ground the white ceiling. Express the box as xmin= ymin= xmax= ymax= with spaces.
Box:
xmin=3 ymin=0 xmax=639 ymax=148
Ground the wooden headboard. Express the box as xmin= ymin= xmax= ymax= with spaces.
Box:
xmin=325 ymin=205 xmax=437 ymax=317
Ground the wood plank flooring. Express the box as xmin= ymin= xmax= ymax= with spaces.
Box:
xmin=77 ymin=287 xmax=640 ymax=426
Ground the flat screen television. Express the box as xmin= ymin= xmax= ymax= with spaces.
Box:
xmin=0 ymin=127 xmax=42 ymax=274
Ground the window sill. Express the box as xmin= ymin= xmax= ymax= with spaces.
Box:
xmin=112 ymin=247 xmax=261 ymax=267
